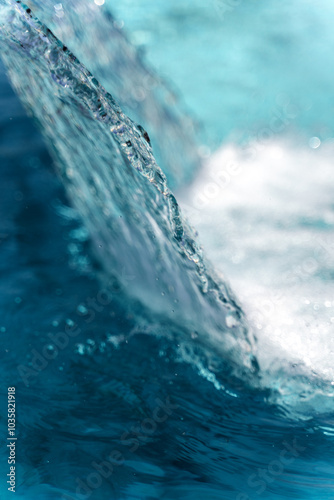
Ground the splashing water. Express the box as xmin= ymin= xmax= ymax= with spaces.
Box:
xmin=0 ymin=1 xmax=334 ymax=499
xmin=24 ymin=0 xmax=202 ymax=188
xmin=180 ymin=139 xmax=334 ymax=411
xmin=0 ymin=0 xmax=257 ymax=373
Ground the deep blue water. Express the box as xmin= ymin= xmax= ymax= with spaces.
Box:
xmin=0 ymin=1 xmax=334 ymax=499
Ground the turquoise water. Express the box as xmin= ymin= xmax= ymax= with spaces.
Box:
xmin=111 ymin=0 xmax=334 ymax=147
xmin=0 ymin=1 xmax=334 ymax=499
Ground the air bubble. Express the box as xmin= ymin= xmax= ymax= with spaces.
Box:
xmin=309 ymin=137 xmax=321 ymax=149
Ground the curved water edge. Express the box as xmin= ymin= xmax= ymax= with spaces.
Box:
xmin=0 ymin=0 xmax=257 ymax=381
xmin=24 ymin=0 xmax=203 ymax=189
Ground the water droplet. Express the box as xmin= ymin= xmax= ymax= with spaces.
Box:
xmin=77 ymin=304 xmax=88 ymax=314
xmin=76 ymin=344 xmax=85 ymax=355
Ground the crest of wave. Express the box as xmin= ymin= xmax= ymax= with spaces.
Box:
xmin=0 ymin=0 xmax=258 ymax=382
xmin=24 ymin=0 xmax=202 ymax=188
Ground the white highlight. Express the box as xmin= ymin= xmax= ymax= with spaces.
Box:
xmin=180 ymin=138 xmax=334 ymax=389
xmin=309 ymin=136 xmax=321 ymax=149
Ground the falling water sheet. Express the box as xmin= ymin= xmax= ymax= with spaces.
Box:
xmin=0 ymin=0 xmax=256 ymax=373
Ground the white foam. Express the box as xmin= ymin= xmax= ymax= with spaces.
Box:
xmin=180 ymin=138 xmax=334 ymax=387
